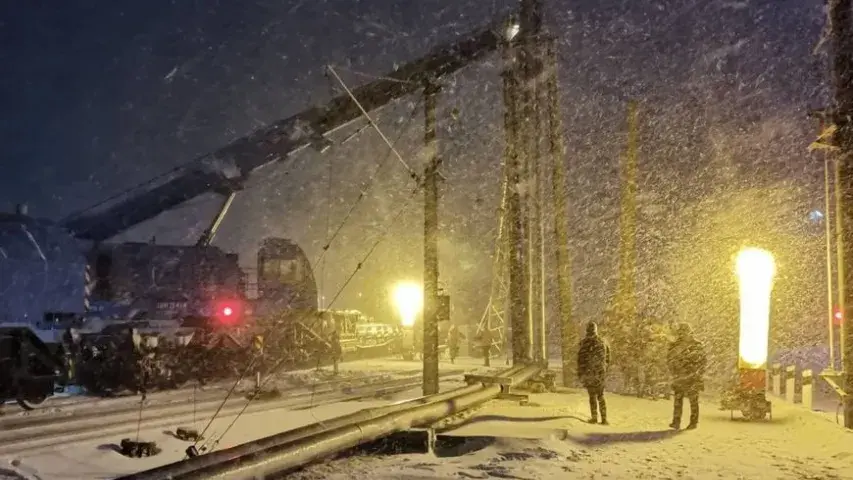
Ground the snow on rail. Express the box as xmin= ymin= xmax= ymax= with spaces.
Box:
xmin=0 ymin=369 xmax=468 ymax=456
xmin=291 ymin=389 xmax=852 ymax=479
xmin=0 ymin=360 xmax=504 ymax=479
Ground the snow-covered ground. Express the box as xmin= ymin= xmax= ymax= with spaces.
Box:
xmin=11 ymin=357 xmax=848 ymax=479
xmin=0 ymin=356 xmax=495 ymax=479
xmin=293 ymin=389 xmax=853 ymax=480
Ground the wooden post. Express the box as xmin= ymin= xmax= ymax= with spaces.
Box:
xmin=422 ymin=81 xmax=441 ymax=396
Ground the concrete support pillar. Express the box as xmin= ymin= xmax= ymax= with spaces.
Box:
xmin=785 ymin=365 xmax=798 ymax=403
xmin=771 ymin=363 xmax=782 ymax=396
xmin=802 ymin=369 xmax=814 ymax=410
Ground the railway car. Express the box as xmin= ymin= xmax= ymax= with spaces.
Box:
xmin=0 ymin=204 xmax=325 ymax=404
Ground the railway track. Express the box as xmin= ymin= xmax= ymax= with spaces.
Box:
xmin=0 ymin=368 xmax=467 ymax=456
xmin=0 ymin=368 xmax=423 ymax=425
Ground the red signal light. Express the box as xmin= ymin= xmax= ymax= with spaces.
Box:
xmin=214 ymin=300 xmax=241 ymax=324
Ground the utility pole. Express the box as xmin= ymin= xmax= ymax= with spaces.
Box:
xmin=519 ymin=0 xmax=544 ymax=363
xmin=538 ymin=153 xmax=548 ymax=363
xmin=528 ymin=39 xmax=547 ymax=364
xmin=819 ymin=116 xmax=837 ymax=370
xmin=828 ymin=0 xmax=853 ymax=428
xmin=503 ymin=38 xmax=530 ymax=365
xmin=523 ymin=43 xmax=544 ymax=363
xmin=422 ymin=81 xmax=441 ymax=395
xmin=544 ymin=38 xmax=574 ymax=386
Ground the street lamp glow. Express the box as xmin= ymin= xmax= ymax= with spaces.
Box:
xmin=735 ymin=247 xmax=776 ymax=369
xmin=393 ymin=282 xmax=423 ymax=327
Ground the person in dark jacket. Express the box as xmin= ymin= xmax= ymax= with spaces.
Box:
xmin=667 ymin=322 xmax=707 ymax=430
xmin=577 ymin=321 xmax=611 ymax=425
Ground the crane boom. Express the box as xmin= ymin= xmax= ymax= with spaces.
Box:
xmin=60 ymin=23 xmax=504 ymax=243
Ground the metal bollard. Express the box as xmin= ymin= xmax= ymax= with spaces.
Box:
xmin=785 ymin=365 xmax=797 ymax=403
xmin=801 ymin=369 xmax=814 ymax=410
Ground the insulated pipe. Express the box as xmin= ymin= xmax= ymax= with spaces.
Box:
xmin=121 ymin=364 xmax=527 ymax=480
xmin=178 ymin=364 xmax=541 ymax=480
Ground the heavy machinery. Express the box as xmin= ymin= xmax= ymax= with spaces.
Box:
xmin=325 ymin=310 xmax=400 ymax=359
xmin=1 ymin=16 xmax=508 ymax=407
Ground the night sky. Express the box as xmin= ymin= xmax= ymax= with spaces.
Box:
xmin=0 ymin=0 xmax=828 ymax=324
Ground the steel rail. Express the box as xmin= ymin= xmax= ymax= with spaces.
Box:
xmin=0 ymin=369 xmax=467 ymax=456
xmin=120 ymin=364 xmax=527 ymax=480
xmin=123 ymin=364 xmax=540 ymax=480
xmin=0 ymin=369 xmax=425 ymax=431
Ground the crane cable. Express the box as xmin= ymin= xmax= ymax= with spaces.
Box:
xmin=195 ymin=81 xmax=431 ymax=453
xmin=319 ymin=70 xmax=336 ymax=311
xmin=313 ymin=96 xmax=424 ymax=268
xmin=327 ymin=65 xmax=421 ymax=184
xmin=202 ymin=180 xmax=424 ymax=452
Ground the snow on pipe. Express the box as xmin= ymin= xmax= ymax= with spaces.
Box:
xmin=177 ymin=364 xmax=542 ymax=480
xmin=120 ymin=364 xmax=529 ymax=480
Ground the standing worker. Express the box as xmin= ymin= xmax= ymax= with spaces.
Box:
xmin=577 ymin=321 xmax=611 ymax=425
xmin=447 ymin=324 xmax=464 ymax=364
xmin=667 ymin=322 xmax=707 ymax=430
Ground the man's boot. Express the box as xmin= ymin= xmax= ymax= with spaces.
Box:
xmin=670 ymin=393 xmax=683 ymax=429
xmin=669 ymin=412 xmax=680 ymax=430
xmin=686 ymin=416 xmax=698 ymax=429
xmin=687 ymin=399 xmax=699 ymax=429
xmin=588 ymin=395 xmax=598 ymax=424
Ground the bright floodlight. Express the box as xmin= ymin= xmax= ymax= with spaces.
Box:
xmin=735 ymin=247 xmax=776 ymax=369
xmin=393 ymin=282 xmax=423 ymax=327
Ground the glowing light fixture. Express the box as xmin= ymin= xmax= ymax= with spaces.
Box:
xmin=393 ymin=282 xmax=423 ymax=327
xmin=735 ymin=247 xmax=776 ymax=369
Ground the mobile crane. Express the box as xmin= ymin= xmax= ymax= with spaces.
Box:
xmin=0 ymin=17 xmax=508 ymax=408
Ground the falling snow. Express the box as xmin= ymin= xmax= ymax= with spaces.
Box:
xmin=0 ymin=0 xmax=848 ymax=477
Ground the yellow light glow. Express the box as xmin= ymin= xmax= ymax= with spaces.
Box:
xmin=735 ymin=247 xmax=776 ymax=369
xmin=393 ymin=282 xmax=423 ymax=327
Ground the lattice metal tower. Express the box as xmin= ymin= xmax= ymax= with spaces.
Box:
xmin=476 ymin=160 xmax=512 ymax=361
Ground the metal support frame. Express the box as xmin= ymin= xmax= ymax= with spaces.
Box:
xmin=827 ymin=0 xmax=853 ymax=428
xmin=477 ymin=0 xmax=551 ymax=368
xmin=476 ymin=165 xmax=511 ymax=364
xmin=195 ymin=191 xmax=237 ymax=247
